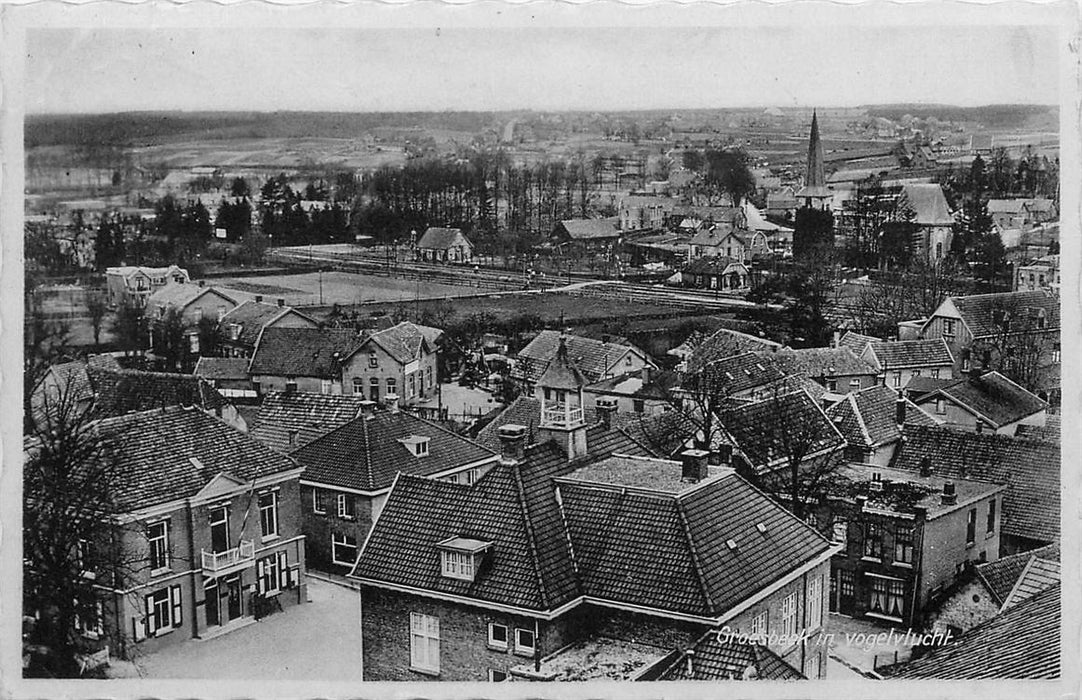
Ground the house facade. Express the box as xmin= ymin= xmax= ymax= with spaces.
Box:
xmin=859 ymin=339 xmax=955 ymax=390
xmin=219 ymin=299 xmax=319 ymax=358
xmin=416 ymin=227 xmax=474 ymax=263
xmin=912 ymin=371 xmax=1047 ymax=436
xmin=105 ymin=265 xmax=189 ymax=308
xmin=680 ymin=257 xmax=750 ymax=291
xmin=146 ymin=283 xmax=239 ymax=368
xmin=513 ymin=330 xmax=656 ymax=392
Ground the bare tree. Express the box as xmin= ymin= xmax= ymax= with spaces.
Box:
xmin=85 ymin=291 xmax=108 ymax=348
xmin=978 ymin=295 xmax=1057 ymax=395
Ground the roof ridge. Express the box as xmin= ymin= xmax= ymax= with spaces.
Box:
xmin=509 ymin=461 xmax=553 ymax=610
xmin=675 ymin=497 xmax=716 ymax=615
xmin=849 ymin=394 xmax=873 ymax=446
xmin=362 ymin=415 xmax=375 ymax=491
xmin=403 ymin=411 xmax=498 ymax=455
xmin=1000 ymin=555 xmax=1039 ymax=612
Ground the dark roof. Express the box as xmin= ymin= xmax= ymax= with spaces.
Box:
xmin=837 ymin=331 xmax=880 ymax=353
xmin=556 ymin=219 xmax=620 ymax=241
xmin=1014 ymin=414 xmax=1060 ymax=443
xmin=220 ymin=301 xmax=315 ymax=348
xmin=945 ymin=290 xmax=1060 ymax=338
xmin=826 ymin=386 xmax=939 ymax=449
xmin=696 ymin=352 xmax=786 ymax=396
xmin=249 ymin=327 xmax=364 ymax=379
xmin=291 ymin=409 xmax=495 ymax=491
xmin=924 ymin=371 xmax=1046 ymax=428
xmin=891 ymin=583 xmax=1059 ymax=679
xmin=585 ymin=368 xmax=680 ymax=401
xmin=905 ymin=375 xmax=954 ymax=396
xmin=249 ymin=391 xmax=372 ymax=453
xmin=88 ymin=406 xmax=298 ymax=512
xmin=537 ymin=337 xmax=588 ymax=390
xmin=363 ymin=322 xmax=440 ymax=365
xmin=656 ymin=631 xmax=805 ymax=680
xmin=865 ymin=339 xmax=954 ymax=370
xmin=515 ymin=331 xmax=650 ymax=385
xmin=354 ymin=424 xmax=652 ymax=611
xmin=975 ymin=549 xmax=1034 ymax=605
xmin=719 ymin=390 xmax=845 ymax=470
xmin=193 ymin=357 xmax=251 ymax=381
xmin=417 ymin=227 xmax=471 ymax=250
xmin=87 ymin=367 xmax=230 ymax=417
xmin=605 ymin=409 xmax=696 ymax=459
xmin=686 ymin=328 xmax=781 ymax=368
xmin=890 ymin=424 xmax=1059 ymax=543
xmin=760 ymin=346 xmax=876 ymax=379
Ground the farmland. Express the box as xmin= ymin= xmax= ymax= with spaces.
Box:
xmin=210 ymin=270 xmax=481 ymax=307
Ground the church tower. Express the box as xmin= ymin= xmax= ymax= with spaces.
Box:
xmin=537 ymin=336 xmax=588 ymax=461
xmin=796 ymin=110 xmax=832 ymax=210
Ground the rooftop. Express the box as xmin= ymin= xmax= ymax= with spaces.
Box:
xmin=417 ymin=227 xmax=471 ymax=249
xmin=834 ymin=464 xmax=1005 ymax=519
xmin=938 ymin=290 xmax=1059 ymax=338
xmin=513 ymin=637 xmax=671 ymax=681
xmin=220 ymin=301 xmax=314 ymax=348
xmin=193 ymin=356 xmax=251 ymax=381
xmin=760 ymin=346 xmax=876 ymax=379
xmin=655 ymin=631 xmax=805 ymax=681
xmin=928 ymin=371 xmax=1047 ymax=428
xmin=826 ymin=385 xmax=940 ymax=449
xmin=557 ymin=218 xmax=621 ymax=240
xmin=249 ymin=391 xmax=372 ymax=453
xmin=249 ymin=326 xmax=365 ymax=379
xmin=514 ymin=330 xmax=651 ymax=385
xmin=864 ymin=338 xmax=954 ymax=369
xmin=560 ymin=453 xmax=730 ymax=495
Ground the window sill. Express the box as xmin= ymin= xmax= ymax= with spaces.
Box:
xmin=965 ymin=542 xmax=975 ymax=549
xmin=513 ymin=649 xmax=535 ymax=658
xmin=865 ymin=611 xmax=904 ymax=624
xmin=150 ymin=567 xmax=171 ymax=578
xmin=893 ymin=562 xmax=914 ymax=569
xmin=985 ymin=531 xmax=995 ymax=539
xmin=487 ymin=643 xmax=509 ymax=653
xmin=860 ymin=557 xmax=882 ymax=563
xmin=410 ymin=666 xmax=440 ymax=677
xmin=261 ymin=535 xmax=280 ymax=544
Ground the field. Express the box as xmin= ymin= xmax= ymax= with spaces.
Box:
xmin=127 ymin=137 xmax=407 ymax=171
xmin=210 ymin=270 xmax=482 ymax=307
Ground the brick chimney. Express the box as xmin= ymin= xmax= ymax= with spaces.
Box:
xmin=277 ymin=297 xmax=285 ymax=307
xmin=711 ymin=443 xmax=733 ymax=466
xmin=919 ymin=456 xmax=933 ymax=477
xmin=498 ymin=424 xmax=528 ymax=464
xmin=941 ymin=481 xmax=957 ymax=506
xmin=895 ymin=395 xmax=907 ymax=426
xmin=596 ymin=398 xmax=618 ymax=429
xmin=680 ymin=448 xmax=710 ymax=483
xmin=358 ymin=400 xmax=377 ymax=420
xmin=385 ymin=392 xmax=400 ymax=413
xmin=255 ymin=294 xmax=263 ymax=303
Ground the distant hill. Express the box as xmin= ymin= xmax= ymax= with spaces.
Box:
xmin=861 ymin=104 xmax=1058 ymax=130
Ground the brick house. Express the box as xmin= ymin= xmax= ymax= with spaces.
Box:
xmin=912 ymin=371 xmax=1047 ymax=436
xmin=825 ymin=386 xmax=941 ymax=466
xmin=218 ymin=299 xmax=319 ymax=358
xmin=289 ymin=402 xmax=497 ymax=573
xmin=805 ymin=463 xmax=1005 ymax=628
xmin=895 ymin=184 xmax=955 ymax=263
xmin=248 ymin=391 xmax=372 ymax=453
xmin=856 ymin=339 xmax=955 ymax=390
xmin=248 ymin=327 xmax=365 ymax=396
xmin=416 ymin=227 xmax=474 ymax=264
xmin=349 ymin=344 xmax=838 ymax=681
xmin=105 ymin=265 xmax=189 ymax=308
xmin=551 ymin=219 xmax=622 ymax=253
xmin=680 ymin=256 xmax=751 ymax=291
xmin=51 ymin=406 xmax=307 ymax=660
xmin=759 ymin=347 xmax=879 ymax=393
xmin=342 ymin=322 xmax=442 ymax=406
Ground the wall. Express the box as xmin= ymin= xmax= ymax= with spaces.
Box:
xmin=342 ymin=343 xmax=437 ymax=406
xmin=252 ymin=375 xmax=337 ymax=396
xmin=919 ymin=495 xmax=1001 ymax=608
xmin=922 ymin=577 xmax=1000 ymax=636
xmin=301 ymin=484 xmax=377 ymax=573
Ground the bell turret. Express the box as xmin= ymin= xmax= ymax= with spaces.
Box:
xmin=537 ymin=336 xmax=588 ymax=460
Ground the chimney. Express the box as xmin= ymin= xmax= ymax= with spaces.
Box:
xmin=385 ymin=392 xmax=399 ymax=413
xmin=680 ymin=448 xmax=710 ymax=483
xmin=641 ymin=365 xmax=651 ymax=387
xmin=895 ymin=395 xmax=907 ymax=426
xmin=255 ymin=294 xmax=263 ymax=303
xmin=498 ymin=424 xmax=528 ymax=464
xmin=941 ymin=481 xmax=957 ymax=506
xmin=595 ymin=398 xmax=618 ymax=429
xmin=712 ymin=443 xmax=733 ymax=465
xmin=685 ymin=649 xmax=695 ymax=677
xmin=832 ymin=329 xmax=840 ymax=348
xmin=358 ymin=399 xmax=377 ymax=419
xmin=919 ymin=456 xmax=933 ymax=477
xmin=277 ymin=298 xmax=285 ymax=308
xmin=198 ymin=279 xmax=205 ymax=287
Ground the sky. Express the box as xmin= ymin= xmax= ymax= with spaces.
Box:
xmin=25 ymin=25 xmax=1059 ymax=114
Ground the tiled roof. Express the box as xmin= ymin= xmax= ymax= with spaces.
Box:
xmin=1014 ymin=414 xmax=1060 ymax=443
xmin=898 ymin=184 xmax=955 ymax=226
xmin=417 ymin=227 xmax=471 ymax=250
xmin=586 ymin=368 xmax=680 ymax=401
xmin=88 ymin=406 xmax=298 ymax=512
xmin=926 ymin=371 xmax=1046 ymax=428
xmin=688 ymin=226 xmax=738 ymax=247
xmin=1001 ymin=555 xmax=1060 ymax=610
xmin=694 ymin=352 xmax=786 ymax=396
xmin=354 ymin=424 xmax=652 ymax=611
xmin=656 ymin=630 xmax=805 ymax=680
xmin=718 ymin=390 xmax=845 ymax=471
xmin=87 ymin=367 xmax=229 ymax=417
xmin=905 ymin=375 xmax=953 ymax=397
xmin=684 ymin=257 xmax=747 ymax=276
xmin=687 ymin=328 xmax=781 ymax=368
xmin=608 ymin=410 xmax=696 ymax=458
xmin=760 ymin=346 xmax=876 ymax=379
xmin=42 ymin=361 xmax=94 ymax=403
xmin=891 ymin=583 xmax=1059 ymax=679
xmin=364 ymin=322 xmax=439 ymax=365
xmin=537 ymin=337 xmax=588 ymax=390
xmin=291 ymin=409 xmax=495 ymax=491
xmin=865 ymin=339 xmax=954 ymax=370
xmin=837 ymin=331 xmax=880 ymax=353
xmin=557 ymin=219 xmax=620 ymax=240
xmin=147 ymin=283 xmax=235 ymax=310
xmin=890 ymin=425 xmax=1059 ymax=543
xmin=248 ymin=327 xmax=365 ymax=379
xmin=514 ymin=330 xmax=650 ymax=385
xmin=220 ymin=301 xmax=314 ymax=348
xmin=975 ymin=550 xmax=1033 ymax=605
xmin=249 ymin=391 xmax=372 ymax=453
xmin=987 ymin=199 xmax=1028 ymax=214
xmin=946 ymin=290 xmax=1060 ymax=338
xmin=193 ymin=357 xmax=251 ymax=381
xmin=558 ymin=470 xmax=834 ymax=617
xmin=827 ymin=386 xmax=940 ymax=449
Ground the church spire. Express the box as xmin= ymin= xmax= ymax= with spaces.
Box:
xmin=796 ymin=109 xmax=831 ymax=206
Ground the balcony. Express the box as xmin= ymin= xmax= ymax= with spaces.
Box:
xmin=201 ymin=540 xmax=255 ymax=575
xmin=542 ymin=405 xmax=584 ymax=427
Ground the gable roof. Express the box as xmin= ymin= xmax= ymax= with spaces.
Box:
xmin=193 ymin=357 xmax=251 ymax=381
xmin=291 ymin=409 xmax=495 ymax=492
xmin=1001 ymin=553 xmax=1060 ymax=610
xmin=418 ymin=227 xmax=472 ymax=250
xmin=718 ymin=390 xmax=845 ymax=471
xmin=837 ymin=331 xmax=880 ymax=354
xmin=890 ymin=424 xmax=1059 ymax=543
xmin=898 ymin=184 xmax=955 ymax=226
xmin=922 ymin=371 xmax=1046 ymax=428
xmin=656 ymin=630 xmax=805 ymax=680
xmin=759 ymin=346 xmax=876 ymax=379
xmin=515 ymin=331 xmax=652 ymax=385
xmin=249 ymin=391 xmax=373 ymax=453
xmin=826 ymin=386 xmax=940 ymax=449
xmin=686 ymin=328 xmax=781 ymax=369
xmin=891 ymin=583 xmax=1059 ymax=679
xmin=361 ymin=322 xmax=439 ymax=365
xmin=220 ymin=301 xmax=317 ymax=348
xmin=684 ymin=257 xmax=748 ymax=276
xmin=87 ymin=406 xmax=298 ymax=512
xmin=87 ymin=367 xmax=230 ymax=417
xmin=249 ymin=327 xmax=365 ymax=379
xmin=936 ymin=290 xmax=1060 ymax=338
xmin=556 ymin=219 xmax=620 ymax=241
xmin=864 ymin=339 xmax=954 ymax=370
xmin=147 ymin=283 xmax=236 ymax=311
xmin=696 ymin=352 xmax=787 ymax=396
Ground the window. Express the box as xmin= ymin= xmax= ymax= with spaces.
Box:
xmin=426 ymin=366 xmax=433 ymax=389
xmin=409 ymin=374 xmax=416 ymax=397
xmin=863 ymin=522 xmax=882 ymax=560
xmin=320 ymin=378 xmax=332 ymax=394
xmin=441 ymin=550 xmax=475 ymax=580
xmin=257 ymin=554 xmax=281 ymax=595
xmin=633 ymin=399 xmax=645 ymax=414
xmin=943 ymin=319 xmax=956 ymax=339
xmin=141 ymin=585 xmax=182 ymax=637
xmin=1053 ymin=344 xmax=1061 ymax=363
xmin=488 ymin=622 xmax=508 ymax=649
xmin=987 ymin=499 xmax=996 ymax=534
xmin=832 ymin=520 xmax=848 ymax=545
xmin=807 ymin=575 xmax=823 ymax=629
xmin=892 ymin=371 xmax=902 ymax=388
xmin=352 ymin=377 xmax=363 ymax=395
xmin=368 ymin=351 xmax=378 ymax=368
xmin=966 ymin=509 xmax=976 ymax=545
xmin=331 ymin=533 xmax=358 ymax=566
xmin=894 ymin=526 xmax=914 ymax=565
xmin=868 ymin=577 xmax=905 ymax=620
xmin=488 ymin=669 xmax=508 ymax=682
xmin=410 ymin=613 xmax=440 ymax=673
xmin=936 ymin=399 xmax=946 ymax=415
xmin=839 ymin=570 xmax=854 ymax=597
xmin=930 ymin=369 xmax=940 ymax=379
xmin=148 ymin=521 xmax=170 ymax=573
xmin=826 ymin=379 xmax=838 ymax=392
xmin=313 ymin=489 xmax=327 ymax=514
xmin=515 ymin=628 xmax=536 ymax=656
xmin=76 ymin=538 xmax=95 ymax=578
xmin=337 ymin=493 xmax=356 ymax=520
xmin=285 ymin=377 xmax=297 ymax=393
xmin=217 ymin=305 xmax=227 ymax=322
xmin=912 ymin=369 xmax=921 ymax=377
xmin=387 ymin=377 xmax=397 ymax=393
xmin=749 ymin=610 xmax=768 ymax=640
xmin=259 ymin=491 xmax=279 ymax=540
xmin=189 ymin=333 xmax=200 ymax=354
xmin=961 ymin=351 xmax=971 ymax=372
xmin=849 ymin=378 xmax=861 ymax=390
xmin=74 ymin=600 xmax=104 ymax=639
xmin=806 ymin=512 xmax=819 ymax=530
xmin=780 ymin=592 xmax=797 ymax=637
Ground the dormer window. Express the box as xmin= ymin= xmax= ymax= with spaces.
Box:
xmin=398 ymin=435 xmax=430 ymax=457
xmin=228 ymin=323 xmax=241 ymax=340
xmin=437 ymin=537 xmax=492 ymax=582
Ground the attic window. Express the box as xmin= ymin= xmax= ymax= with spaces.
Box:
xmin=755 ymin=363 xmax=766 ymax=372
xmin=755 ymin=523 xmax=767 ymax=534
xmin=726 ymin=539 xmax=739 ymax=551
xmin=437 ymin=537 xmax=492 ymax=582
xmin=398 ymin=435 xmax=430 ymax=457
